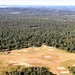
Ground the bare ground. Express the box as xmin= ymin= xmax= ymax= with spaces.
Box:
xmin=0 ymin=45 xmax=75 ymax=74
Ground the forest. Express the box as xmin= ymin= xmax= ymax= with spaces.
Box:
xmin=1 ymin=66 xmax=56 ymax=75
xmin=0 ymin=6 xmax=75 ymax=52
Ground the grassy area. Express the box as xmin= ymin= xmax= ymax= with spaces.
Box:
xmin=61 ymin=59 xmax=75 ymax=68
xmin=0 ymin=61 xmax=3 ymax=67
xmin=0 ymin=61 xmax=3 ymax=66
xmin=0 ymin=52 xmax=6 ymax=55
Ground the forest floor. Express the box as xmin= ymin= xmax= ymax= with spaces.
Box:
xmin=0 ymin=45 xmax=75 ymax=75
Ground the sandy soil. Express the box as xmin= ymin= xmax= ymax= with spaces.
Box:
xmin=0 ymin=45 xmax=75 ymax=74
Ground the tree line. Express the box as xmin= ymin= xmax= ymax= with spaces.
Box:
xmin=1 ymin=66 xmax=56 ymax=75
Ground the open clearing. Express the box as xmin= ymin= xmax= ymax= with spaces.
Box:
xmin=0 ymin=45 xmax=75 ymax=74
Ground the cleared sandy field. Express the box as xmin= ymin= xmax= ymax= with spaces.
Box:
xmin=0 ymin=45 xmax=75 ymax=74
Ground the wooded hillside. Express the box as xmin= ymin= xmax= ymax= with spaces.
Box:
xmin=0 ymin=6 xmax=75 ymax=52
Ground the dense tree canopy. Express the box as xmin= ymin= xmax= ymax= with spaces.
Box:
xmin=1 ymin=66 xmax=56 ymax=75
xmin=0 ymin=6 xmax=75 ymax=52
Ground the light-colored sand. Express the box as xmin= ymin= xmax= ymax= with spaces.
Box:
xmin=23 ymin=50 xmax=28 ymax=52
xmin=8 ymin=60 xmax=31 ymax=67
xmin=15 ymin=53 xmax=21 ymax=55
xmin=48 ymin=46 xmax=54 ymax=51
xmin=44 ymin=56 xmax=52 ymax=59
xmin=34 ymin=48 xmax=39 ymax=51
xmin=14 ymin=62 xmax=31 ymax=66
xmin=72 ymin=64 xmax=75 ymax=66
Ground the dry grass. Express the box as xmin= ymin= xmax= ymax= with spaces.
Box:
xmin=0 ymin=52 xmax=6 ymax=55
xmin=61 ymin=59 xmax=75 ymax=68
xmin=0 ymin=60 xmax=3 ymax=67
xmin=0 ymin=45 xmax=75 ymax=74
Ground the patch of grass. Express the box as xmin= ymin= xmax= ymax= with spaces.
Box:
xmin=0 ymin=52 xmax=6 ymax=55
xmin=61 ymin=59 xmax=75 ymax=68
xmin=0 ymin=61 xmax=3 ymax=67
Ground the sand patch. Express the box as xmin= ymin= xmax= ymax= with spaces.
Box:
xmin=15 ymin=53 xmax=21 ymax=55
xmin=23 ymin=50 xmax=28 ymax=52
xmin=72 ymin=64 xmax=75 ymax=66
xmin=57 ymin=67 xmax=65 ymax=70
xmin=14 ymin=62 xmax=31 ymax=67
xmin=48 ymin=46 xmax=54 ymax=51
xmin=8 ymin=61 xmax=31 ymax=67
xmin=34 ymin=48 xmax=39 ymax=51
xmin=44 ymin=56 xmax=52 ymax=59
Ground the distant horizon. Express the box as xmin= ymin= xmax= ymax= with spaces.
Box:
xmin=0 ymin=5 xmax=75 ymax=7
xmin=0 ymin=0 xmax=75 ymax=6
